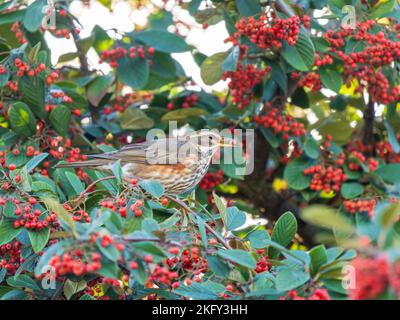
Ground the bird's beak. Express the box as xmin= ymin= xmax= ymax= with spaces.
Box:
xmin=219 ymin=137 xmax=237 ymax=147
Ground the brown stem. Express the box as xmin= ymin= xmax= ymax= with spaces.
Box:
xmin=362 ymin=99 xmax=375 ymax=151
xmin=165 ymin=195 xmax=232 ymax=250
xmin=64 ymin=6 xmax=100 ymax=121
xmin=74 ymin=175 xmax=116 ymax=203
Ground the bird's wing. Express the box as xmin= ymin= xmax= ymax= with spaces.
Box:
xmin=88 ymin=137 xmax=193 ymax=165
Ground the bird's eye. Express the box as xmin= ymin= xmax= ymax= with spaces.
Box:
xmin=209 ymin=136 xmax=213 ymax=140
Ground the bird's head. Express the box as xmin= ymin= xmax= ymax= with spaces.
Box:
xmin=186 ymin=130 xmax=236 ymax=156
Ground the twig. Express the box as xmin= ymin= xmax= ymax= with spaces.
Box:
xmin=165 ymin=195 xmax=232 ymax=250
xmin=362 ymin=98 xmax=375 ymax=152
xmin=74 ymin=175 xmax=116 ymax=203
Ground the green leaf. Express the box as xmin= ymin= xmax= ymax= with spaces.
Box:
xmin=369 ymin=0 xmax=395 ymax=19
xmin=49 ymin=105 xmax=71 ymax=137
xmin=0 ymin=10 xmax=26 ymax=26
xmin=131 ymin=30 xmax=188 ymax=53
xmin=120 ymin=107 xmax=154 ymax=130
xmin=319 ymin=66 xmax=343 ymax=93
xmin=379 ymin=203 xmax=400 ymax=228
xmin=213 ymin=193 xmax=227 ymax=225
xmin=269 ymin=212 xmax=297 ymax=258
xmin=275 ymin=269 xmax=310 ymax=292
xmin=340 ymin=182 xmax=364 ymax=199
xmin=375 ymin=164 xmax=400 ymax=184
xmin=235 ymin=0 xmax=261 ymax=17
xmin=161 ymin=108 xmax=208 ymax=122
xmin=304 ymin=137 xmax=320 ymax=159
xmin=200 ymin=51 xmax=228 ymax=85
xmin=112 ymin=160 xmax=122 ymax=183
xmin=260 ymin=127 xmax=279 ymax=148
xmin=309 ymin=245 xmax=328 ymax=276
xmin=131 ymin=242 xmax=166 ymax=259
xmin=2 ymin=202 xmax=15 ymax=218
xmin=65 ymin=171 xmax=85 ymax=195
xmin=23 ymin=0 xmax=46 ymax=32
xmin=207 ymin=255 xmax=231 ymax=277
xmin=25 ymin=153 xmax=48 ymax=172
xmin=57 ymin=52 xmax=79 ymax=64
xmin=0 ymin=220 xmax=23 ymax=245
xmin=283 ymin=159 xmax=311 ymax=190
xmin=247 ymin=229 xmax=270 ymax=249
xmin=225 ymin=207 xmax=246 ymax=231
xmin=217 ymin=249 xmax=256 ymax=269
xmin=222 ymin=46 xmax=240 ymax=72
xmin=64 ymin=279 xmax=86 ymax=300
xmin=8 ymin=102 xmax=36 ymax=137
xmin=92 ymin=25 xmax=113 ymax=54
xmin=28 ymin=227 xmax=50 ymax=253
xmin=301 ymin=205 xmax=353 ymax=234
xmin=282 ymin=31 xmax=315 ymax=71
xmin=268 ymin=61 xmax=288 ymax=95
xmin=174 ymin=282 xmax=220 ymax=300
xmin=117 ymin=54 xmax=149 ymax=89
xmin=19 ymin=76 xmax=46 ymax=118
xmin=0 ymin=67 xmax=9 ymax=87
xmin=385 ymin=120 xmax=400 ymax=153
xmin=96 ymin=239 xmax=120 ymax=262
xmin=139 ymin=180 xmax=164 ymax=198
xmin=86 ymin=75 xmax=114 ymax=106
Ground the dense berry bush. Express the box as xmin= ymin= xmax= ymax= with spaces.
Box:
xmin=0 ymin=0 xmax=399 ymax=301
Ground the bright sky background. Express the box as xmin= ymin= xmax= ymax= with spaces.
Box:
xmin=46 ymin=0 xmax=231 ymax=92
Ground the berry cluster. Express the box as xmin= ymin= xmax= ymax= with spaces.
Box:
xmin=0 ymin=241 xmax=23 ymax=274
xmin=323 ymin=20 xmax=400 ymax=104
xmin=255 ymin=255 xmax=270 ymax=273
xmin=100 ymin=198 xmax=144 ymax=218
xmin=13 ymin=59 xmax=46 ymax=78
xmin=0 ymin=65 xmax=6 ymax=74
xmin=99 ymin=46 xmax=154 ymax=68
xmin=104 ymin=92 xmax=153 ymax=114
xmin=166 ymin=94 xmax=198 ymax=110
xmin=147 ymin=265 xmax=179 ymax=287
xmin=199 ymin=170 xmax=224 ymax=191
xmin=230 ymin=13 xmax=301 ymax=49
xmin=254 ymin=103 xmax=306 ymax=140
xmin=49 ymin=250 xmax=102 ymax=277
xmin=303 ymin=165 xmax=347 ymax=193
xmin=282 ymin=288 xmax=330 ymax=300
xmin=349 ymin=256 xmax=389 ymax=300
xmin=4 ymin=197 xmax=61 ymax=231
xmin=376 ymin=140 xmax=400 ymax=163
xmin=166 ymin=247 xmax=208 ymax=284
xmin=45 ymin=90 xmax=73 ymax=112
xmin=344 ymin=199 xmax=376 ymax=217
xmin=63 ymin=203 xmax=91 ymax=223
xmin=298 ymin=72 xmax=322 ymax=91
xmin=11 ymin=22 xmax=26 ymax=44
xmin=348 ymin=151 xmax=378 ymax=172
xmin=5 ymin=80 xmax=18 ymax=92
xmin=223 ymin=63 xmax=269 ymax=109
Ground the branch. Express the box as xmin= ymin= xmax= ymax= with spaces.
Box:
xmin=275 ymin=0 xmax=296 ymax=16
xmin=362 ymin=99 xmax=375 ymax=150
xmin=74 ymin=176 xmax=116 ymax=203
xmin=63 ymin=4 xmax=100 ymax=121
xmin=165 ymin=195 xmax=232 ymax=250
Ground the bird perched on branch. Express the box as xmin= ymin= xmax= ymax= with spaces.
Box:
xmin=55 ymin=130 xmax=235 ymax=195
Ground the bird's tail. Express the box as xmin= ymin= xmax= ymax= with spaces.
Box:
xmin=53 ymin=159 xmax=110 ymax=169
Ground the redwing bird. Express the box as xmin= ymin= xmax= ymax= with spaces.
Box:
xmin=54 ymin=130 xmax=235 ymax=195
